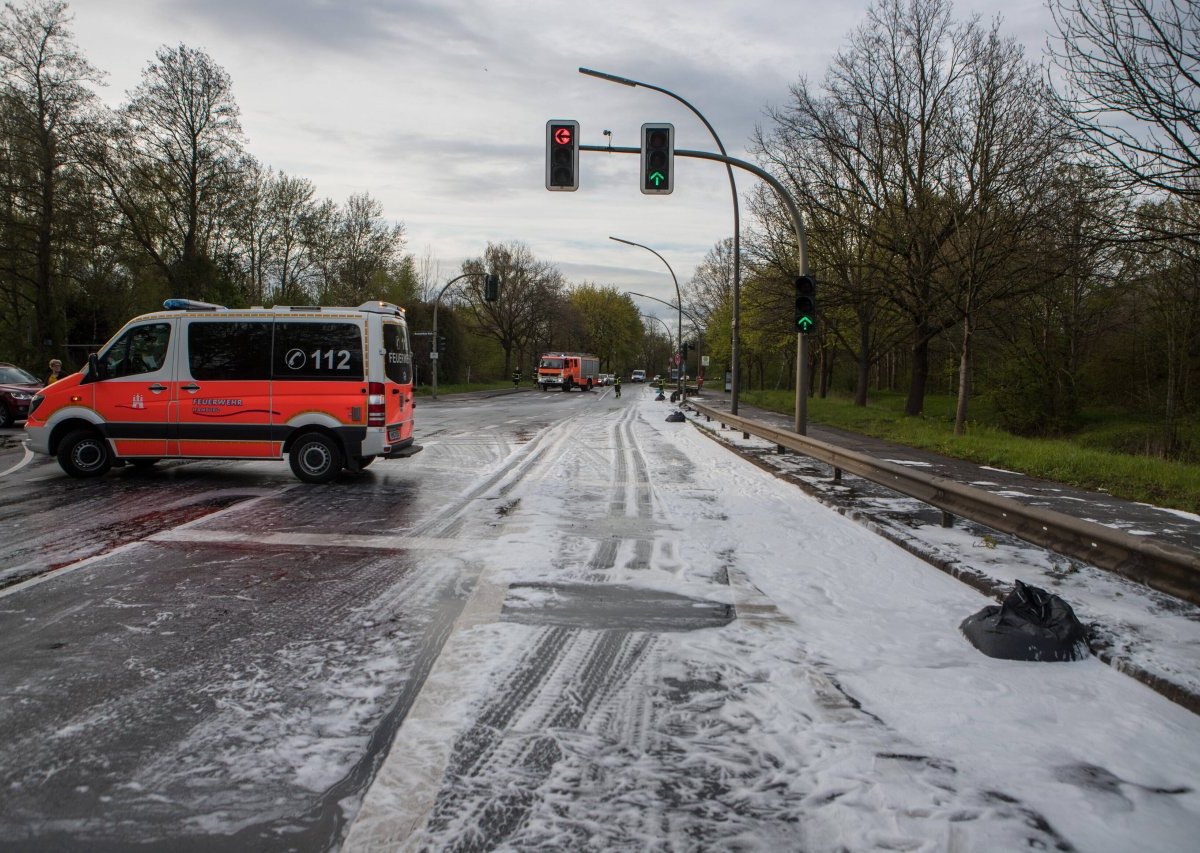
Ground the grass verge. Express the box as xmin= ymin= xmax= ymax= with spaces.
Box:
xmin=738 ymin=389 xmax=1200 ymax=515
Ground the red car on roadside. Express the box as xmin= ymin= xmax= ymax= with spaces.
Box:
xmin=0 ymin=363 xmax=43 ymax=428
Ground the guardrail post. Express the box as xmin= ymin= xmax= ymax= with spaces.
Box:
xmin=833 ymin=467 xmax=842 ymax=482
xmin=777 ymin=444 xmax=785 ymax=454
xmin=941 ymin=510 xmax=954 ymax=528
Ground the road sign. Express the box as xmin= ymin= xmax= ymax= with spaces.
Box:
xmin=429 ymin=352 xmax=439 ymax=360
xmin=673 ymin=353 xmax=681 ymax=366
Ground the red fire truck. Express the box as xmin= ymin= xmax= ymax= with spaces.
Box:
xmin=537 ymin=352 xmax=600 ymax=392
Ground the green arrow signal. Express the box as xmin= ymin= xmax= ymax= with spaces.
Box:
xmin=797 ymin=315 xmax=814 ymax=332
xmin=649 ymin=171 xmax=665 ymax=186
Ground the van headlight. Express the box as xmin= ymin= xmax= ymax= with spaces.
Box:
xmin=27 ymin=394 xmax=43 ymax=417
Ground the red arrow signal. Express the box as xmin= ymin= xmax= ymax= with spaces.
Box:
xmin=554 ymin=127 xmax=572 ymax=145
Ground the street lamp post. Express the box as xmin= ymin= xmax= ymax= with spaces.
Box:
xmin=628 ymin=290 xmax=703 ymax=389
xmin=610 ymin=236 xmax=684 ymax=398
xmin=431 ymin=271 xmax=492 ymax=401
xmin=640 ymin=313 xmax=674 ymax=349
xmin=581 ymin=67 xmax=742 ymax=414
xmin=640 ymin=314 xmax=674 ymax=386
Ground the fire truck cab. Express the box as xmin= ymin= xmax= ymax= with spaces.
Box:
xmin=25 ymin=299 xmax=421 ymax=483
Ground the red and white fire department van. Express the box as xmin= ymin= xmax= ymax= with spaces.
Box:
xmin=24 ymin=299 xmax=421 ymax=483
xmin=537 ymin=352 xmax=600 ymax=392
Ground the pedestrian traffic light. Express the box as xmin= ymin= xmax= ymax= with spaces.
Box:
xmin=794 ymin=276 xmax=817 ymax=334
xmin=484 ymin=273 xmax=500 ymax=302
xmin=545 ymin=120 xmax=579 ymax=191
xmin=437 ymin=335 xmax=446 ymax=353
xmin=681 ymin=341 xmax=689 ymax=361
xmin=640 ymin=123 xmax=674 ymax=195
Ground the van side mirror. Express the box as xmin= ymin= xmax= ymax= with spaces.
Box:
xmin=85 ymin=352 xmax=104 ymax=383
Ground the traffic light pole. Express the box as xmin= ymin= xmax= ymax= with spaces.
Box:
xmin=582 ymin=144 xmax=810 ymax=431
xmin=431 ymin=271 xmax=490 ymax=401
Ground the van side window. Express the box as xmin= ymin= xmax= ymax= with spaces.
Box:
xmin=382 ymin=322 xmax=411 ymax=384
xmin=102 ymin=322 xmax=171 ymax=378
xmin=273 ymin=322 xmax=364 ymax=380
xmin=188 ymin=321 xmax=272 ymax=380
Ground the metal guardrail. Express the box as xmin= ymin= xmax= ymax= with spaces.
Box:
xmin=688 ymin=400 xmax=1200 ymax=607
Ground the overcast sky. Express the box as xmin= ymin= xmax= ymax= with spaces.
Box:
xmin=68 ymin=0 xmax=1055 ymax=321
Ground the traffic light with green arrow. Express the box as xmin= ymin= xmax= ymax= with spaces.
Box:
xmin=794 ymin=276 xmax=816 ymax=334
xmin=640 ymin=123 xmax=674 ymax=195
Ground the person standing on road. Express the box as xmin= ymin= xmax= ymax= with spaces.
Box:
xmin=614 ymin=375 xmax=622 ymax=398
xmin=46 ymin=358 xmax=67 ymax=384
xmin=512 ymin=368 xmax=522 ymax=387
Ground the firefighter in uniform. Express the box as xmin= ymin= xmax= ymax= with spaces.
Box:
xmin=614 ymin=375 xmax=622 ymax=398
xmin=512 ymin=367 xmax=522 ymax=387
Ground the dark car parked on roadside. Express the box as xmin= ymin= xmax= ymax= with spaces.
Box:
xmin=0 ymin=363 xmax=43 ymax=427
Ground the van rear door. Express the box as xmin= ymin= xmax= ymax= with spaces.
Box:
xmin=382 ymin=320 xmax=413 ymax=445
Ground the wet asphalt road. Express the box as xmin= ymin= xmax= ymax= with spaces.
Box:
xmin=0 ymin=391 xmax=575 ymax=850
xmin=0 ymin=388 xmax=1189 ymax=851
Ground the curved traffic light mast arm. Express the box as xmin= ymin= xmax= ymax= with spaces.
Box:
xmin=584 ymin=143 xmax=812 ymax=431
xmin=585 ymin=146 xmax=808 ymax=275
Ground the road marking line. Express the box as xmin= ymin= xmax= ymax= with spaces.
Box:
xmin=0 ymin=442 xmax=33 ymax=478
xmin=147 ymin=529 xmax=484 ymax=551
xmin=0 ymin=541 xmax=145 ymax=600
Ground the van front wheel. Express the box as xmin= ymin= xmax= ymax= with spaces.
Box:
xmin=58 ymin=429 xmax=112 ymax=478
xmin=289 ymin=432 xmax=343 ymax=484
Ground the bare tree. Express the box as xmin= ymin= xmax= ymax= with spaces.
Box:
xmin=684 ymin=237 xmax=734 ymax=329
xmin=111 ymin=43 xmax=244 ymax=299
xmin=1048 ymin=0 xmax=1200 ymax=206
xmin=462 ymin=241 xmax=564 ymax=373
xmin=756 ymin=0 xmax=978 ymax=415
xmin=335 ymin=191 xmax=405 ymax=304
xmin=944 ymin=24 xmax=1070 ymax=434
xmin=0 ymin=0 xmax=102 ymax=362
xmin=269 ymin=171 xmax=316 ymax=304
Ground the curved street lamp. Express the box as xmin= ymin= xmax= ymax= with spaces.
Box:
xmin=582 ymin=67 xmax=742 ymax=413
xmin=610 ymin=236 xmax=685 ymax=397
xmin=431 ymin=271 xmax=496 ymax=400
xmin=640 ymin=312 xmax=674 ymax=348
xmin=628 ymin=290 xmax=703 ymax=389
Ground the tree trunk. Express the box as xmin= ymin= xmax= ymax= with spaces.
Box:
xmin=855 ymin=323 xmax=871 ymax=406
xmin=905 ymin=330 xmax=930 ymax=416
xmin=954 ymin=315 xmax=972 ymax=436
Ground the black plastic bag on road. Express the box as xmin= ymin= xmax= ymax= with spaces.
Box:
xmin=665 ymin=410 xmax=686 ymax=422
xmin=960 ymin=580 xmax=1089 ymax=662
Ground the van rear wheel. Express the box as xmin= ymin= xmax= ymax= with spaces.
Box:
xmin=289 ymin=432 xmax=343 ymax=484
xmin=58 ymin=428 xmax=112 ymax=478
